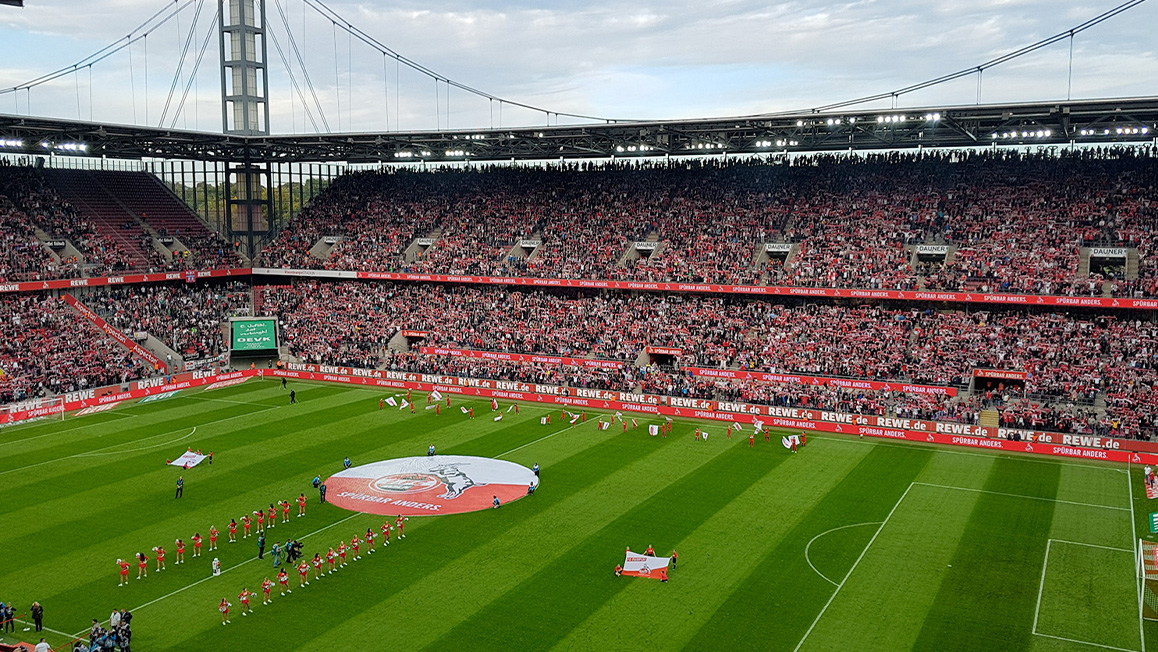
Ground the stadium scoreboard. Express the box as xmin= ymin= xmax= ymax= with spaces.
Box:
xmin=230 ymin=317 xmax=279 ymax=356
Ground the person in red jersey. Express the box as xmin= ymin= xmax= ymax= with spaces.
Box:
xmin=671 ymin=549 xmax=679 ymax=569
xmin=749 ymin=432 xmax=755 ymax=448
xmin=337 ymin=541 xmax=348 ymax=567
xmin=241 ymin=515 xmax=252 ymax=538
xmin=695 ymin=427 xmax=701 ymax=441
xmin=117 ymin=558 xmax=130 ymax=586
xmin=297 ymin=493 xmax=307 ymax=517
xmin=435 ymin=404 xmax=440 ymax=416
xmin=277 ymin=568 xmax=291 ymax=595
xmin=297 ymin=560 xmax=310 ymax=587
xmin=446 ymin=395 xmax=452 ymax=408
xmin=154 ymin=546 xmax=166 ymax=571
xmin=468 ymin=407 xmax=474 ymax=419
xmin=514 ymin=403 xmax=520 ymax=414
xmin=257 ymin=509 xmax=267 ymax=532
xmin=209 ymin=525 xmax=219 ymax=550
xmin=175 ymin=538 xmax=186 ymax=564
xmin=268 ymin=504 xmax=278 ymax=529
xmin=325 ymin=548 xmax=337 ymax=575
xmin=623 ymin=419 xmax=628 ymax=433
xmin=136 ymin=552 xmax=148 ymax=579
xmin=395 ymin=515 xmax=407 ymax=539
xmin=765 ymin=429 xmax=771 ymax=443
xmin=312 ymin=553 xmax=324 ymax=580
xmin=262 ymin=577 xmax=274 ymax=604
xmin=726 ymin=425 xmax=732 ymax=439
xmin=350 ymin=534 xmax=362 ymax=561
xmin=406 ymin=389 xmax=411 ymax=402
xmin=614 ymin=564 xmax=623 ymax=577
xmin=281 ymin=500 xmax=291 ymax=523
xmin=381 ymin=520 xmax=392 ymax=545
xmin=582 ymin=411 xmax=587 ymax=422
xmin=645 ymin=544 xmax=656 ymax=556
xmin=219 ymin=598 xmax=231 ymax=625
xmin=238 ymin=589 xmax=254 ymax=615
xmin=410 ymin=402 xmax=415 ymax=414
xmin=192 ymin=532 xmax=203 ymax=557
xmin=228 ymin=519 xmax=237 ymax=543
xmin=365 ymin=527 xmax=376 ymax=554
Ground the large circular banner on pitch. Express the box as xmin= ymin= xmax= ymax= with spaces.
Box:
xmin=324 ymin=455 xmax=537 ymax=516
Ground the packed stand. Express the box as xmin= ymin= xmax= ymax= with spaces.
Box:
xmin=0 ymin=294 xmax=153 ymax=403
xmin=260 ymin=148 xmax=1158 ymax=296
xmin=81 ymin=282 xmax=252 ymax=366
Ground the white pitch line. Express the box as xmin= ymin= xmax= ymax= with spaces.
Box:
xmin=496 ymin=417 xmax=591 ymax=459
xmin=74 ymin=428 xmax=196 ymax=457
xmin=810 ymin=433 xmax=1131 ymax=472
xmin=71 ymin=513 xmax=362 ymax=639
xmin=912 ymin=482 xmax=1129 ymax=512
xmin=1128 ymin=463 xmax=1146 ymax=652
xmin=1049 ymin=538 xmax=1134 ymax=554
xmin=1032 ymin=539 xmax=1052 ymax=636
xmin=804 ymin=522 xmax=882 ymax=586
xmin=0 ymin=404 xmax=278 ymax=477
xmin=10 ymin=619 xmax=75 ymax=640
xmin=1032 ymin=631 xmax=1141 ymax=652
xmin=792 ymin=482 xmax=914 ymax=652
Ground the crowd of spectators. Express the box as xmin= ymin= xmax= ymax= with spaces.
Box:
xmin=0 ymin=294 xmax=152 ymax=403
xmin=257 ymin=147 xmax=1158 ymax=297
xmin=0 ymin=163 xmax=243 ymax=279
xmin=82 ymin=282 xmax=251 ymax=365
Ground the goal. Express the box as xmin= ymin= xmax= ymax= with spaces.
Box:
xmin=0 ymin=396 xmax=65 ymax=426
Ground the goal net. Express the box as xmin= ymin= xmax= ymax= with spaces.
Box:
xmin=0 ymin=396 xmax=65 ymax=426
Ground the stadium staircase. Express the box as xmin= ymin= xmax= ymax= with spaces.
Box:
xmin=90 ymin=171 xmax=222 ymax=255
xmin=618 ymin=231 xmax=664 ymax=267
xmin=40 ymin=169 xmax=159 ymax=269
xmin=1127 ymin=249 xmax=1140 ymax=280
xmin=979 ymin=409 xmax=1001 ymax=428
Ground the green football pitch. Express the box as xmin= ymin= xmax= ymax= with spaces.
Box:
xmin=2 ymin=378 xmax=1155 ymax=651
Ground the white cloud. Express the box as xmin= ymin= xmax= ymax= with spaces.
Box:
xmin=0 ymin=0 xmax=1153 ymax=133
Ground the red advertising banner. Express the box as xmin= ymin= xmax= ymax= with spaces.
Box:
xmin=262 ymin=368 xmax=1156 ymax=465
xmin=4 ymin=365 xmax=1154 ymax=465
xmin=0 ymin=267 xmax=250 ymax=295
xmin=973 ymin=368 xmax=1029 ymax=380
xmin=248 ymin=268 xmax=1158 ymax=311
xmin=417 ymin=347 xmax=625 ymax=369
xmin=63 ymin=293 xmax=166 ymax=372
xmin=685 ymin=366 xmax=958 ymax=397
xmin=646 ymin=346 xmax=684 ymax=356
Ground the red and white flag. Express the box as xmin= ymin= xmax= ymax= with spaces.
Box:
xmin=431 ymin=390 xmax=443 ymax=401
xmin=399 ymin=399 xmax=410 ymax=410
xmin=384 ymin=396 xmax=398 ymax=407
xmin=622 ymin=552 xmax=670 ymax=580
xmin=491 ymin=398 xmax=499 ymax=411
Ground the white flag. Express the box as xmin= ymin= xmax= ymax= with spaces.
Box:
xmin=541 ymin=416 xmax=548 ymax=425
xmin=425 ymin=405 xmax=437 ymax=410
xmin=431 ymin=390 xmax=443 ymax=401
xmin=399 ymin=399 xmax=410 ymax=410
xmin=648 ymin=424 xmax=660 ymax=436
xmin=385 ymin=396 xmax=398 ymax=407
xmin=598 ymin=421 xmax=610 ymax=430
xmin=732 ymin=421 xmax=742 ymax=431
xmin=460 ymin=406 xmax=469 ymax=414
xmin=507 ymin=405 xmax=514 ymax=413
xmin=494 ymin=414 xmax=503 ymax=422
xmin=570 ymin=414 xmax=581 ymax=424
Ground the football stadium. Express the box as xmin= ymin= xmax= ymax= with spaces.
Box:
xmin=2 ymin=1 xmax=1158 ymax=650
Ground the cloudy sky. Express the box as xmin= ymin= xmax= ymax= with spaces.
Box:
xmin=0 ymin=0 xmax=1154 ymax=134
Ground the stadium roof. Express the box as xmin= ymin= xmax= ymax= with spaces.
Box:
xmin=1 ymin=96 xmax=1156 ymax=164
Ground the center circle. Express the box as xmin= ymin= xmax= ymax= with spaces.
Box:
xmin=324 ymin=455 xmax=538 ymax=516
